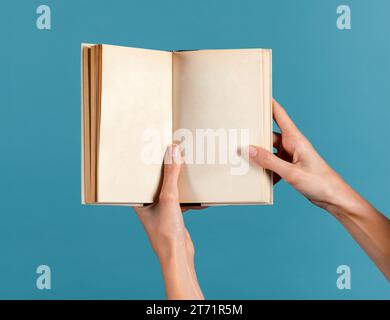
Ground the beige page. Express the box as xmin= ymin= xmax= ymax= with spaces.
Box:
xmin=98 ymin=45 xmax=172 ymax=203
xmin=173 ymin=49 xmax=272 ymax=204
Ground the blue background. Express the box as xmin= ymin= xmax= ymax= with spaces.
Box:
xmin=0 ymin=0 xmax=389 ymax=299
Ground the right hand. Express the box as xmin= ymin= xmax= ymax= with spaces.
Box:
xmin=248 ymin=99 xmax=352 ymax=211
xmin=249 ymin=100 xmax=390 ymax=282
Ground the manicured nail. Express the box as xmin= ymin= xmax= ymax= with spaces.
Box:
xmin=248 ymin=146 xmax=258 ymax=157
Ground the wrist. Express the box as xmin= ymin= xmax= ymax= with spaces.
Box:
xmin=158 ymin=243 xmax=202 ymax=300
xmin=156 ymin=237 xmax=191 ymax=265
xmin=325 ymin=177 xmax=370 ymax=219
xmin=158 ymin=242 xmax=196 ymax=287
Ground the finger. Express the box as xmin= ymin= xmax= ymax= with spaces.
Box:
xmin=181 ymin=206 xmax=209 ymax=213
xmin=273 ymin=132 xmax=282 ymax=148
xmin=273 ymin=99 xmax=299 ymax=134
xmin=160 ymin=144 xmax=182 ymax=200
xmin=132 ymin=206 xmax=149 ymax=225
xmin=248 ymin=145 xmax=293 ymax=179
xmin=133 ymin=202 xmax=154 ymax=212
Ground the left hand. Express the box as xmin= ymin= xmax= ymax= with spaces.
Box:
xmin=134 ymin=144 xmax=195 ymax=261
xmin=134 ymin=144 xmax=204 ymax=299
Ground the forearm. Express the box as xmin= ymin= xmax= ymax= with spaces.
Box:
xmin=326 ymin=184 xmax=390 ymax=281
xmin=159 ymin=245 xmax=204 ymax=300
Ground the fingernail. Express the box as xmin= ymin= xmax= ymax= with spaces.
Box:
xmin=172 ymin=144 xmax=179 ymax=159
xmin=248 ymin=146 xmax=258 ymax=157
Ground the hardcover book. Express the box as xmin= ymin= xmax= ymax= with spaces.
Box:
xmin=81 ymin=44 xmax=273 ymax=206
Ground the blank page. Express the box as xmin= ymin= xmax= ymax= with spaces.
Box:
xmin=98 ymin=45 xmax=172 ymax=203
xmin=173 ymin=49 xmax=272 ymax=204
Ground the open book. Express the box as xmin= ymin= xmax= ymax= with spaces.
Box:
xmin=81 ymin=44 xmax=273 ymax=206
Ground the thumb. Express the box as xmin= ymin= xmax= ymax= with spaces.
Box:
xmin=159 ymin=144 xmax=182 ymax=201
xmin=248 ymin=145 xmax=293 ymax=180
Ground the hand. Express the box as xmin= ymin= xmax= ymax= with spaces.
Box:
xmin=248 ymin=99 xmax=352 ymax=211
xmin=134 ymin=145 xmax=204 ymax=299
xmin=248 ymin=99 xmax=390 ymax=281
